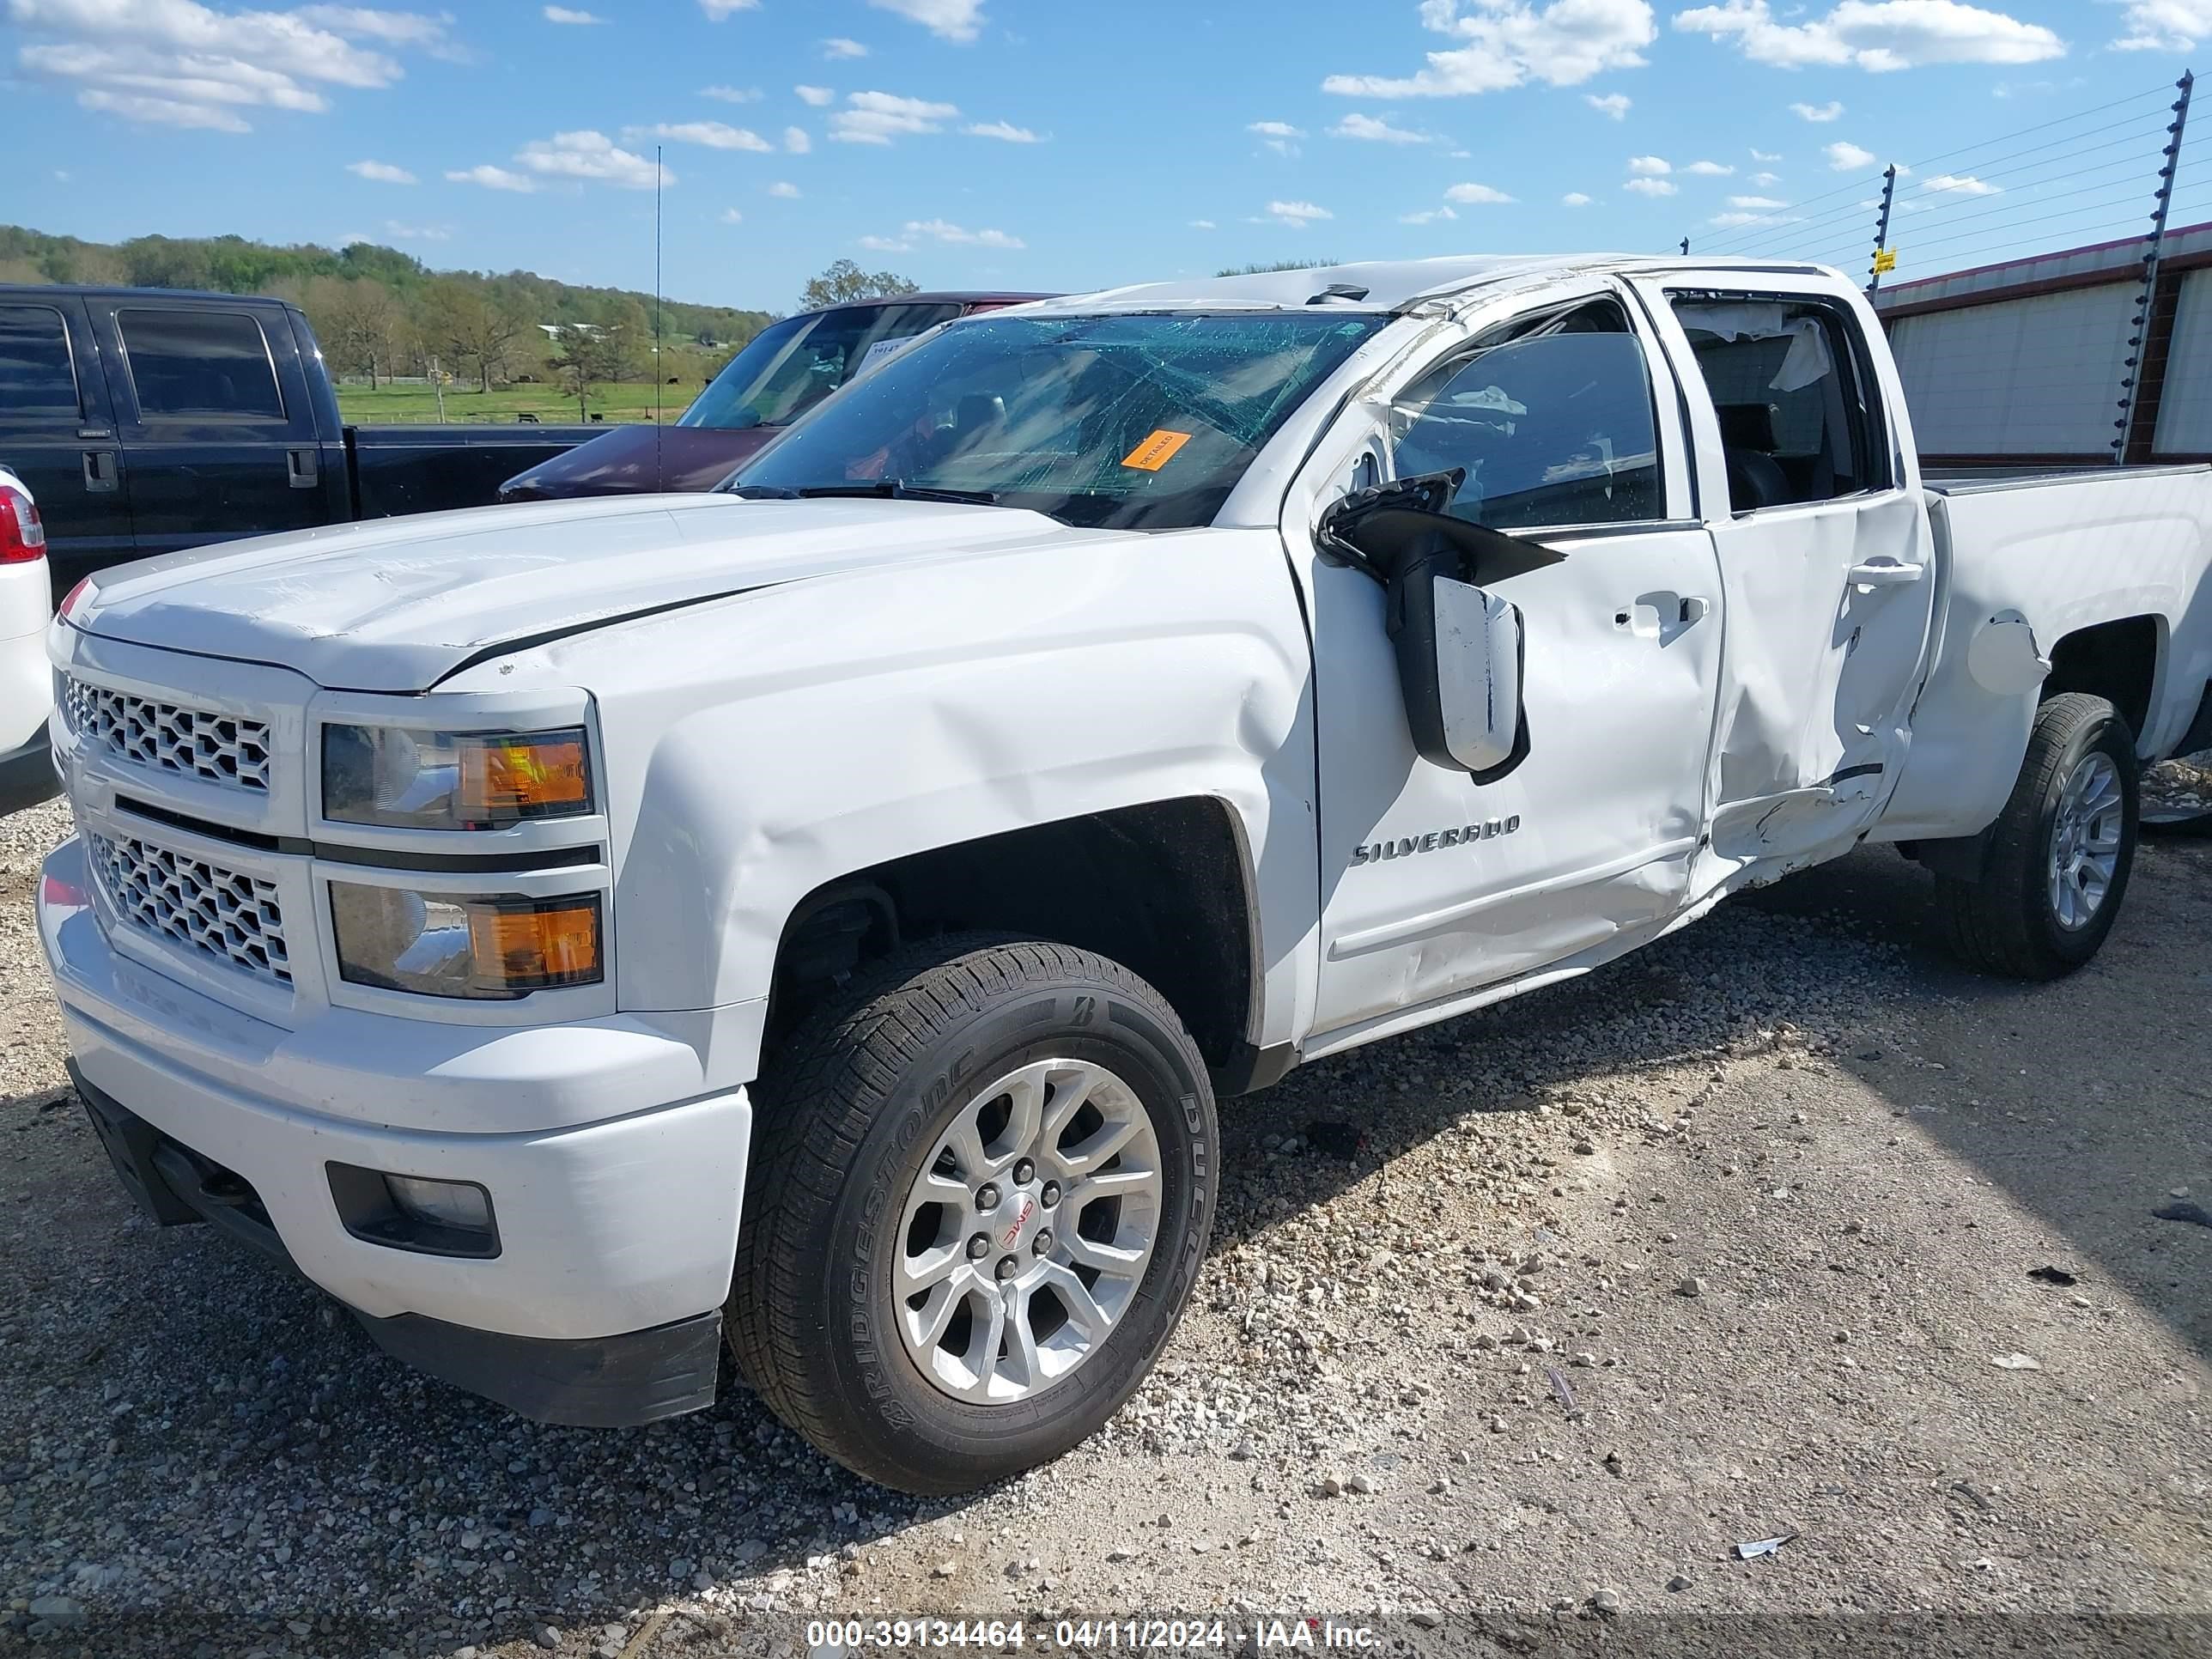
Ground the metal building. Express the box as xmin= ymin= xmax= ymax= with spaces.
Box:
xmin=1874 ymin=219 xmax=2212 ymax=466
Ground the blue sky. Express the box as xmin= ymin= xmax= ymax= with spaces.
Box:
xmin=2 ymin=1 xmax=2207 ymax=311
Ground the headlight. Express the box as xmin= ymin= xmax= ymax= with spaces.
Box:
xmin=322 ymin=725 xmax=593 ymax=830
xmin=329 ymin=882 xmax=603 ymax=999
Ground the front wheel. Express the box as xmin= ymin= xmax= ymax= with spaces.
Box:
xmin=1937 ymin=692 xmax=2139 ymax=979
xmin=726 ymin=936 xmax=1217 ymax=1494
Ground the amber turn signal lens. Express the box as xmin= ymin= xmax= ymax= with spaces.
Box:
xmin=459 ymin=733 xmax=591 ymax=820
xmin=466 ymin=897 xmax=602 ymax=991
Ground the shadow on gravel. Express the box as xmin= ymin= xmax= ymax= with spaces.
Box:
xmin=1741 ymin=837 xmax=2212 ymax=1366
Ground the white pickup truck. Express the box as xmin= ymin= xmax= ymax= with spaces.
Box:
xmin=33 ymin=256 xmax=2212 ymax=1494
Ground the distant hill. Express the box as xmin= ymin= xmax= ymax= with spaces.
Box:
xmin=0 ymin=225 xmax=775 ymax=390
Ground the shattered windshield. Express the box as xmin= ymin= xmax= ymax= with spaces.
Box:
xmin=722 ymin=311 xmax=1386 ymax=530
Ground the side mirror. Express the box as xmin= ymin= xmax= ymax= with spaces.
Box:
xmin=1393 ymin=562 xmax=1525 ymax=776
xmin=1320 ymin=471 xmax=1552 ymax=780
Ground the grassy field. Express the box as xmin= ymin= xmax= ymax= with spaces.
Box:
xmin=335 ymin=379 xmax=712 ymax=426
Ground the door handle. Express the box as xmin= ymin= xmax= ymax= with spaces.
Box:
xmin=82 ymin=450 xmax=118 ymax=494
xmin=1849 ymin=560 xmax=1924 ymax=589
xmin=286 ymin=447 xmax=319 ymax=489
xmin=1678 ymin=595 xmax=1711 ymax=625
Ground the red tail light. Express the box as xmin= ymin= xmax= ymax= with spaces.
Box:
xmin=0 ymin=484 xmax=46 ymax=564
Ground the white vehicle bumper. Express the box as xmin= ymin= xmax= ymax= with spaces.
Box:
xmin=38 ymin=836 xmax=750 ymax=1426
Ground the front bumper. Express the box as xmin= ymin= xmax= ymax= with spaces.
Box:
xmin=76 ymin=1071 xmax=723 ymax=1426
xmin=40 ymin=836 xmax=753 ymax=1426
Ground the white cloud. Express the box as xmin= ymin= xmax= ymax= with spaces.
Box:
xmin=518 ymin=130 xmax=671 ymax=187
xmin=447 ymin=163 xmax=537 ymax=192
xmin=719 ymin=207 xmax=743 ymax=224
xmin=543 ymin=5 xmax=604 ymax=21
xmin=1709 ymin=209 xmax=1796 ymax=227
xmin=767 ymin=179 xmax=800 ymax=198
xmin=794 ymin=85 xmax=836 ymax=106
xmin=1727 ymin=193 xmax=1789 ymax=208
xmin=1751 ymin=146 xmax=1783 ymax=160
xmin=902 ymin=217 xmax=1024 ymax=247
xmin=1268 ymin=198 xmax=1334 ymax=227
xmin=1249 ymin=118 xmax=1305 ymax=155
xmin=348 ymin=158 xmax=416 ymax=182
xmin=1401 ymin=205 xmax=1460 ymax=223
xmin=1331 ymin=111 xmax=1431 ymax=143
xmin=9 ymin=0 xmax=456 ymax=132
xmin=1674 ymin=2 xmax=2064 ymax=74
xmin=1586 ymin=91 xmax=1632 ymax=118
xmin=831 ymin=89 xmax=959 ymax=144
xmin=822 ymin=36 xmax=868 ymax=58
xmin=1684 ymin=159 xmax=1735 ymax=174
xmin=698 ymin=0 xmax=758 ymax=16
xmin=1628 ymin=155 xmax=1673 ymax=175
xmin=967 ymin=119 xmax=1041 ymax=142
xmin=867 ymin=0 xmax=988 ymax=41
xmin=1625 ymin=175 xmax=1678 ymax=196
xmin=2113 ymin=1 xmax=2212 ymax=50
xmin=1791 ymin=100 xmax=1844 ymax=122
xmin=629 ymin=120 xmax=770 ymax=151
xmin=383 ymin=218 xmax=447 ymax=240
xmin=1826 ymin=139 xmax=1878 ymax=169
xmin=701 ymin=85 xmax=759 ymax=102
xmin=1923 ymin=171 xmax=2000 ymax=193
xmin=1323 ymin=0 xmax=1658 ymax=97
xmin=79 ymin=88 xmax=248 ymax=128
xmin=857 ymin=234 xmax=911 ymax=252
xmin=1445 ymin=180 xmax=1517 ymax=203
xmin=1562 ymin=190 xmax=1595 ymax=205
xmin=784 ymin=125 xmax=811 ymax=152
xmin=1189 ymin=218 xmax=1217 ymax=229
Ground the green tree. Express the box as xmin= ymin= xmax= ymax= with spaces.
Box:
xmin=549 ymin=323 xmax=621 ymax=419
xmin=425 ymin=281 xmax=525 ymax=392
xmin=321 ymin=278 xmax=404 ymax=388
xmin=800 ymin=258 xmax=920 ymax=309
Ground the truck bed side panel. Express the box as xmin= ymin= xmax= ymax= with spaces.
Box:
xmin=346 ymin=423 xmax=605 ymax=520
xmin=1876 ymin=468 xmax=2212 ymax=841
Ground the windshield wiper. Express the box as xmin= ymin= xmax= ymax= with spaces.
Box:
xmin=793 ymin=480 xmax=1001 ymax=507
xmin=726 ymin=483 xmax=799 ymax=500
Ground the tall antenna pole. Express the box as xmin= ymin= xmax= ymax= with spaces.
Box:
xmin=654 ymin=144 xmax=664 ymax=430
xmin=2117 ymin=70 xmax=2193 ymax=465
xmin=1867 ymin=164 xmax=1898 ymax=295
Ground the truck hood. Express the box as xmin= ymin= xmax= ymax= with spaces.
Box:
xmin=69 ymin=493 xmax=1127 ymax=692
xmin=495 ymin=423 xmax=779 ymax=502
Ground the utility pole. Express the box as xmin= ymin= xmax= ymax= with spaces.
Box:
xmin=2117 ymin=70 xmax=2194 ymax=465
xmin=1867 ymin=165 xmax=1899 ymax=295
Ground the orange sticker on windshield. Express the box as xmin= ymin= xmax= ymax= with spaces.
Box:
xmin=1122 ymin=428 xmax=1194 ymax=471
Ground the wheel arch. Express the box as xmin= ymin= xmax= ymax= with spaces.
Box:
xmin=2043 ymin=614 xmax=2161 ymax=748
xmin=765 ymin=796 xmax=1270 ymax=1091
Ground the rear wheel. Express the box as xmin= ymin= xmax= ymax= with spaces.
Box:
xmin=726 ymin=935 xmax=1217 ymax=1494
xmin=1936 ymin=692 xmax=2138 ymax=979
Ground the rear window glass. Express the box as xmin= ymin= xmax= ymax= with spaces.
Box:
xmin=0 ymin=305 xmax=82 ymax=417
xmin=120 ymin=308 xmax=285 ymax=421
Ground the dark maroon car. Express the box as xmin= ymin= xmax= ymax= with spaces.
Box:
xmin=497 ymin=291 xmax=1051 ymax=503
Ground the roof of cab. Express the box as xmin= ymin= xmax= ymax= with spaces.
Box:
xmin=1012 ymin=254 xmax=1833 ymax=317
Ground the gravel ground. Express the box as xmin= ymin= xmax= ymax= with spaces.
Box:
xmin=2 ymin=793 xmax=2208 ymax=1657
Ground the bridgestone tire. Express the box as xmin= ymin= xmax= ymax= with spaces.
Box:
xmin=1936 ymin=692 xmax=2139 ymax=980
xmin=726 ymin=935 xmax=1218 ymax=1494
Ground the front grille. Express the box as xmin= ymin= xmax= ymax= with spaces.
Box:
xmin=88 ymin=832 xmax=292 ymax=988
xmin=64 ymin=678 xmax=271 ymax=793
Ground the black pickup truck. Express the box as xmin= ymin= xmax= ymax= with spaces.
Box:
xmin=0 ymin=286 xmax=601 ymax=603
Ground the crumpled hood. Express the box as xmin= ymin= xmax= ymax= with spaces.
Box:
xmin=70 ymin=493 xmax=1123 ymax=692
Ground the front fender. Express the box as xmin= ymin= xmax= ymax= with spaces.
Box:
xmin=491 ymin=528 xmax=1321 ymax=1076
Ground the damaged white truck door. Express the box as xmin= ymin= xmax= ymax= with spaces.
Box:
xmin=1302 ymin=284 xmax=1724 ymax=1046
xmin=1635 ymin=276 xmax=1940 ymax=871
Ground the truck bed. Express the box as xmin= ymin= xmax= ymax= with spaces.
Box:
xmin=345 ymin=422 xmax=608 ymax=520
xmin=1923 ymin=462 xmax=2212 ymax=494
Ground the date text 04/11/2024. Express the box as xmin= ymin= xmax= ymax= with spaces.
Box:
xmin=802 ymin=1619 xmax=1384 ymax=1650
